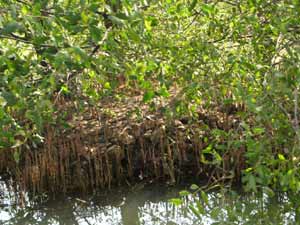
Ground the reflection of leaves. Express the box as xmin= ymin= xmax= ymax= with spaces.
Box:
xmin=188 ymin=205 xmax=202 ymax=219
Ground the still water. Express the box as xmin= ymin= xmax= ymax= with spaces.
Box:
xmin=0 ymin=180 xmax=299 ymax=225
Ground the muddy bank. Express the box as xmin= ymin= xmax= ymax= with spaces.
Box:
xmin=0 ymin=94 xmax=245 ymax=194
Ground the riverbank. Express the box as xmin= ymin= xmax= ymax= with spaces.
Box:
xmin=0 ymin=90 xmax=245 ymax=195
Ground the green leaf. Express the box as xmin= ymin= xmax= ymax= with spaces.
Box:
xmin=115 ymin=13 xmax=128 ymax=20
xmin=104 ymin=82 xmax=111 ymax=89
xmin=179 ymin=190 xmax=190 ymax=196
xmin=1 ymin=21 xmax=21 ymax=34
xmin=70 ymin=46 xmax=88 ymax=62
xmin=190 ymin=184 xmax=199 ymax=190
xmin=196 ymin=199 xmax=205 ymax=214
xmin=248 ymin=174 xmax=257 ymax=192
xmin=253 ymin=127 xmax=264 ymax=135
xmin=278 ymin=154 xmax=286 ymax=161
xmin=90 ymin=26 xmax=103 ymax=42
xmin=188 ymin=205 xmax=202 ymax=219
xmin=169 ymin=198 xmax=182 ymax=206
xmin=200 ymin=190 xmax=208 ymax=204
xmin=143 ymin=90 xmax=155 ymax=102
xmin=0 ymin=96 xmax=7 ymax=107
xmin=127 ymin=30 xmax=141 ymax=42
xmin=61 ymin=85 xmax=69 ymax=94
xmin=108 ymin=15 xmax=125 ymax=26
xmin=2 ymin=91 xmax=17 ymax=106
xmin=144 ymin=19 xmax=152 ymax=31
xmin=201 ymin=4 xmax=214 ymax=16
xmin=158 ymin=85 xmax=170 ymax=97
xmin=203 ymin=144 xmax=213 ymax=153
xmin=189 ymin=0 xmax=198 ymax=12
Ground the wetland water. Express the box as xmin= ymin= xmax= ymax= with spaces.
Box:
xmin=0 ymin=180 xmax=299 ymax=225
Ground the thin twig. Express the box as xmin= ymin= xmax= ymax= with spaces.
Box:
xmin=183 ymin=14 xmax=200 ymax=32
xmin=0 ymin=34 xmax=57 ymax=48
xmin=90 ymin=27 xmax=111 ymax=57
xmin=294 ymin=86 xmax=300 ymax=151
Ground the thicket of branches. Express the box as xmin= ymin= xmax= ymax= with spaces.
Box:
xmin=1 ymin=0 xmax=300 ymax=192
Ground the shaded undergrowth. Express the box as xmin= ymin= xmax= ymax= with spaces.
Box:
xmin=0 ymin=93 xmax=246 ymax=195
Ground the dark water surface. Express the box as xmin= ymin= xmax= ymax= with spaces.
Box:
xmin=0 ymin=180 xmax=299 ymax=225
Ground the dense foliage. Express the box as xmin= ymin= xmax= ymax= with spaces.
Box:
xmin=1 ymin=0 xmax=300 ymax=192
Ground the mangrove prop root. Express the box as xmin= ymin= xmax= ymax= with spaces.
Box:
xmin=0 ymin=106 xmax=245 ymax=194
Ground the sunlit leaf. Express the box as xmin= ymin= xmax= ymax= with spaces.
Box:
xmin=143 ymin=90 xmax=155 ymax=102
xmin=278 ymin=154 xmax=286 ymax=161
xmin=190 ymin=184 xmax=199 ymax=190
xmin=169 ymin=198 xmax=182 ymax=206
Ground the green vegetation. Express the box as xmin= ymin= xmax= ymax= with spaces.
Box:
xmin=1 ymin=0 xmax=300 ymax=194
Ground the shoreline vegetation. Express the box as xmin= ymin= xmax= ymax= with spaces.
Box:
xmin=1 ymin=0 xmax=300 ymax=198
xmin=1 ymin=91 xmax=245 ymax=195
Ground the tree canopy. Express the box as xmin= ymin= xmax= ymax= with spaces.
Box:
xmin=1 ymin=0 xmax=300 ymax=192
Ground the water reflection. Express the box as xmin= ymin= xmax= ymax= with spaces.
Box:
xmin=0 ymin=180 xmax=299 ymax=225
